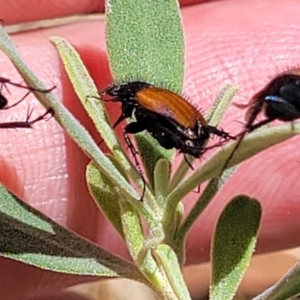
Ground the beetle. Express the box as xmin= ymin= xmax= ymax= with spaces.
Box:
xmin=245 ymin=72 xmax=300 ymax=128
xmin=100 ymin=81 xmax=233 ymax=172
xmin=222 ymin=71 xmax=300 ymax=172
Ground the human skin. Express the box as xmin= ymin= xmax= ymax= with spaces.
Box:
xmin=1 ymin=0 xmax=300 ymax=299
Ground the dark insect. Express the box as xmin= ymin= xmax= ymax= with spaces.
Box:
xmin=222 ymin=71 xmax=300 ymax=172
xmin=100 ymin=81 xmax=233 ymax=194
xmin=0 ymin=76 xmax=55 ymax=128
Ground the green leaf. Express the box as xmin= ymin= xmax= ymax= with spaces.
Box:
xmin=210 ymin=195 xmax=262 ymax=300
xmin=135 ymin=133 xmax=174 ymax=189
xmin=50 ymin=37 xmax=122 ymax=162
xmin=119 ymin=199 xmax=145 ymax=261
xmin=205 ymin=84 xmax=239 ymax=124
xmin=168 ymin=122 xmax=300 ymax=205
xmin=174 ymin=172 xmax=236 ymax=265
xmin=253 ymin=262 xmax=300 ymax=300
xmin=118 ymin=201 xmax=177 ymax=298
xmin=0 ymin=183 xmax=143 ymax=280
xmin=174 ymin=178 xmax=222 ymax=260
xmin=0 ymin=25 xmax=141 ymax=203
xmin=51 ymin=37 xmax=143 ymax=185
xmin=153 ymin=158 xmax=171 ymax=206
xmin=153 ymin=244 xmax=191 ymax=300
xmin=106 ymin=0 xmax=184 ymax=92
xmin=106 ymin=0 xmax=184 ymax=186
xmin=204 ymin=122 xmax=299 ymax=179
xmin=86 ymin=160 xmax=125 ymax=238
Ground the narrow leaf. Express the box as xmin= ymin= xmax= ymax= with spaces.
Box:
xmin=135 ymin=133 xmax=174 ymax=189
xmin=210 ymin=195 xmax=262 ymax=300
xmin=86 ymin=160 xmax=124 ymax=238
xmin=119 ymin=201 xmax=176 ymax=298
xmin=51 ymin=37 xmax=142 ymax=183
xmin=50 ymin=37 xmax=121 ymax=159
xmin=0 ymin=183 xmax=142 ymax=279
xmin=175 ymin=178 xmax=220 ymax=246
xmin=168 ymin=122 xmax=299 ymax=205
xmin=119 ymin=199 xmax=145 ymax=261
xmin=153 ymin=244 xmax=191 ymax=300
xmin=153 ymin=158 xmax=171 ymax=206
xmin=206 ymin=84 xmax=239 ymax=124
xmin=253 ymin=262 xmax=300 ymax=300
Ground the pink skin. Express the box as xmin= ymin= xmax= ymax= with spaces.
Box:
xmin=1 ymin=0 xmax=300 ymax=299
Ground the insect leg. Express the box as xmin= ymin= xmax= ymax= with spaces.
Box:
xmin=2 ymin=91 xmax=31 ymax=110
xmin=0 ymin=108 xmax=54 ymax=129
xmin=219 ymin=116 xmax=274 ymax=175
xmin=0 ymin=77 xmax=56 ymax=94
xmin=124 ymin=121 xmax=148 ymax=200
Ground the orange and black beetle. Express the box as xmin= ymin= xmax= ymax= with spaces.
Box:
xmin=101 ymin=81 xmax=232 ymax=160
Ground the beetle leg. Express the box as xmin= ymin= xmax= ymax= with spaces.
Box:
xmin=0 ymin=77 xmax=55 ymax=94
xmin=0 ymin=78 xmax=55 ymax=110
xmin=183 ymin=154 xmax=194 ymax=170
xmin=219 ymin=116 xmax=275 ymax=175
xmin=207 ymin=125 xmax=235 ymax=140
xmin=112 ymin=114 xmax=127 ymax=129
xmin=2 ymin=91 xmax=31 ymax=110
xmin=0 ymin=107 xmax=54 ymax=129
xmin=112 ymin=103 xmax=134 ymax=128
xmin=124 ymin=121 xmax=148 ymax=200
xmin=246 ymin=117 xmax=274 ymax=132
